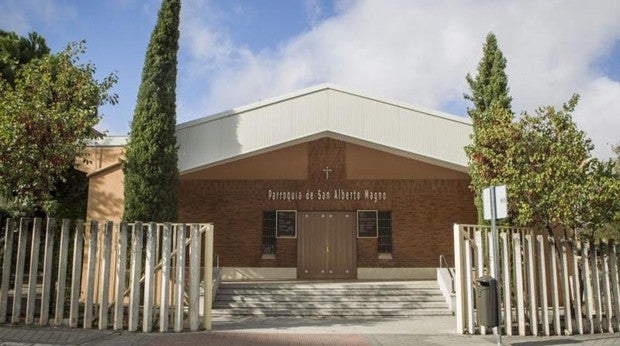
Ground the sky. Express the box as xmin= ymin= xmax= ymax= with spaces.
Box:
xmin=1 ymin=0 xmax=619 ymax=159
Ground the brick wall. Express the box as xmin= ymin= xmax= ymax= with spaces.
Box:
xmin=178 ymin=138 xmax=477 ymax=269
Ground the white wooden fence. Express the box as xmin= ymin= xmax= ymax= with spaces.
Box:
xmin=0 ymin=218 xmax=214 ymax=332
xmin=454 ymin=224 xmax=620 ymax=336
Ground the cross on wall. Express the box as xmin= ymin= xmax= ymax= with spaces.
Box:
xmin=323 ymin=166 xmax=332 ymax=180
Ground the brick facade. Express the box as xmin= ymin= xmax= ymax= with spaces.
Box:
xmin=178 ymin=138 xmax=476 ymax=270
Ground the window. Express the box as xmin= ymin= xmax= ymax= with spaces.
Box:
xmin=378 ymin=211 xmax=392 ymax=254
xmin=262 ymin=211 xmax=276 ymax=255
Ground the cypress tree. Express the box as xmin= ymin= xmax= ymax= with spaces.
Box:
xmin=464 ymin=32 xmax=514 ymax=222
xmin=123 ymin=0 xmax=180 ymax=222
xmin=464 ymin=33 xmax=512 ymax=116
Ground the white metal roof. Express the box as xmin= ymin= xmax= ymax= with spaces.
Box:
xmin=176 ymin=84 xmax=472 ymax=173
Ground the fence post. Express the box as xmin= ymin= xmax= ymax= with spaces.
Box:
xmin=591 ymin=242 xmax=602 ymax=333
xmin=54 ymin=219 xmax=71 ymax=326
xmin=536 ymin=234 xmax=549 ymax=336
xmin=142 ymin=222 xmax=156 ymax=332
xmin=98 ymin=221 xmax=113 ymax=330
xmin=11 ymin=218 xmax=29 ymax=324
xmin=474 ymin=230 xmax=486 ymax=335
xmin=609 ymin=241 xmax=620 ymax=332
xmin=501 ymin=232 xmax=512 ymax=336
xmin=83 ymin=221 xmax=99 ymax=329
xmin=512 ymin=233 xmax=525 ymax=335
xmin=601 ymin=241 xmax=613 ymax=333
xmin=25 ymin=218 xmax=42 ymax=325
xmin=174 ymin=224 xmax=186 ymax=332
xmin=128 ymin=221 xmax=144 ymax=332
xmin=560 ymin=238 xmax=572 ymax=335
xmin=453 ymin=224 xmax=465 ymax=334
xmin=524 ymin=234 xmax=538 ymax=336
xmin=572 ymin=241 xmax=583 ymax=335
xmin=159 ymin=223 xmax=172 ymax=332
xmin=114 ymin=221 xmax=128 ymax=330
xmin=203 ymin=224 xmax=214 ymax=331
xmin=465 ymin=238 xmax=474 ymax=334
xmin=39 ymin=218 xmax=57 ymax=326
xmin=69 ymin=220 xmax=85 ymax=327
xmin=189 ymin=224 xmax=200 ymax=331
xmin=0 ymin=219 xmax=15 ymax=323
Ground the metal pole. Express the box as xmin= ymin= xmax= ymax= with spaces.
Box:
xmin=490 ymin=187 xmax=502 ymax=345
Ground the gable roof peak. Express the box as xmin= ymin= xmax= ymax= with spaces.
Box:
xmin=177 ymin=83 xmax=471 ymax=131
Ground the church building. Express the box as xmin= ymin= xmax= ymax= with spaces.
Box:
xmin=83 ymin=84 xmax=477 ymax=281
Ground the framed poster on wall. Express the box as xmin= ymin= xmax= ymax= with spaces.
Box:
xmin=357 ymin=210 xmax=378 ymax=238
xmin=276 ymin=210 xmax=297 ymax=238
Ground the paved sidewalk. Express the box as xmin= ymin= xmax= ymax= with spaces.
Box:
xmin=0 ymin=316 xmax=619 ymax=345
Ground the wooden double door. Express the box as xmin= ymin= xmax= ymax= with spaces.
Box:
xmin=297 ymin=211 xmax=357 ymax=279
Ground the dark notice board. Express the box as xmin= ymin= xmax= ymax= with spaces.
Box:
xmin=357 ymin=210 xmax=378 ymax=238
xmin=276 ymin=210 xmax=296 ymax=238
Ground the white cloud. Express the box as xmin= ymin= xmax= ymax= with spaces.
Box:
xmin=178 ymin=0 xmax=620 ymax=158
xmin=572 ymin=77 xmax=620 ymax=158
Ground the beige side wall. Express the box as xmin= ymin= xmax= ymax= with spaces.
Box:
xmin=84 ymin=146 xmax=125 ymax=222
xmin=86 ymin=166 xmax=124 ymax=222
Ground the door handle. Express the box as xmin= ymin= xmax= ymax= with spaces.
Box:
xmin=326 ymin=245 xmax=329 ymax=253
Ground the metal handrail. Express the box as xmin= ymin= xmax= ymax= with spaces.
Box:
xmin=439 ymin=254 xmax=455 ymax=293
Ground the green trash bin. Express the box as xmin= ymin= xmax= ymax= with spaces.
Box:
xmin=476 ymin=276 xmax=499 ymax=327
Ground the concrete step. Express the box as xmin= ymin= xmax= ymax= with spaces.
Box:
xmin=214 ymin=301 xmax=448 ymax=309
xmin=221 ymin=282 xmax=438 ymax=290
xmin=213 ymin=280 xmax=451 ymax=318
xmin=211 ymin=308 xmax=453 ymax=317
xmin=217 ymin=289 xmax=443 ymax=296
xmin=217 ymin=295 xmax=445 ymax=303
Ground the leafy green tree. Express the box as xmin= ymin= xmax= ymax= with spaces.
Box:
xmin=506 ymin=95 xmax=597 ymax=235
xmin=0 ymin=42 xmax=117 ymax=216
xmin=464 ymin=32 xmax=514 ymax=222
xmin=592 ymin=145 xmax=620 ymax=240
xmin=0 ymin=30 xmax=50 ymax=86
xmin=578 ymin=159 xmax=620 ymax=240
xmin=122 ymin=0 xmax=180 ymax=222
